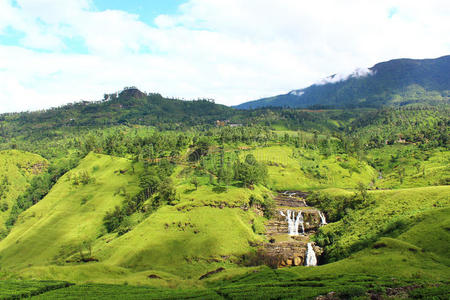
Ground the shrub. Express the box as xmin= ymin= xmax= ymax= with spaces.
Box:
xmin=71 ymin=170 xmax=95 ymax=186
xmin=337 ymin=285 xmax=366 ymax=298
xmin=382 ymin=217 xmax=411 ymax=236
xmin=103 ymin=206 xmax=126 ymax=233
xmin=0 ymin=202 xmax=8 ymax=212
xmin=408 ymin=285 xmax=450 ymax=299
xmin=252 ymin=218 xmax=266 ymax=234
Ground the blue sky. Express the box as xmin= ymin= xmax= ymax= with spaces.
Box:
xmin=0 ymin=0 xmax=449 ymax=113
xmin=93 ymin=0 xmax=184 ymax=25
xmin=1 ymin=0 xmax=186 ymax=54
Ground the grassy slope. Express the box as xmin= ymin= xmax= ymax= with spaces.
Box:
xmin=198 ymin=207 xmax=450 ymax=299
xmin=0 ymin=153 xmax=139 ymax=269
xmin=244 ymin=145 xmax=376 ymax=190
xmin=243 ymin=144 xmax=448 ymax=191
xmin=0 ymin=153 xmax=265 ymax=286
xmin=99 ymin=206 xmax=260 ymax=274
xmin=367 ymin=145 xmax=450 ymax=188
xmin=317 ymin=186 xmax=450 ymax=259
xmin=397 ymin=207 xmax=450 ymax=266
xmin=31 ymin=208 xmax=450 ymax=299
xmin=0 ymin=150 xmax=47 ymax=232
xmin=0 ymin=143 xmax=449 ymax=297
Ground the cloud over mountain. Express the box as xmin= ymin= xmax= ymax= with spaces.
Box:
xmin=0 ymin=0 xmax=449 ymax=112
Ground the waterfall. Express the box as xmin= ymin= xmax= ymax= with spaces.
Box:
xmin=279 ymin=211 xmax=286 ymax=217
xmin=318 ymin=211 xmax=327 ymax=225
xmin=296 ymin=211 xmax=305 ymax=234
xmin=285 ymin=210 xmax=305 ymax=235
xmin=286 ymin=210 xmax=297 ymax=235
xmin=305 ymin=243 xmax=317 ymax=266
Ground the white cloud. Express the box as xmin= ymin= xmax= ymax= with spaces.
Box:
xmin=0 ymin=0 xmax=449 ymax=112
xmin=315 ymin=68 xmax=375 ymax=85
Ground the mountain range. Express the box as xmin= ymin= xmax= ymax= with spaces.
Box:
xmin=235 ymin=55 xmax=450 ymax=109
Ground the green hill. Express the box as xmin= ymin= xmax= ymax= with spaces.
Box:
xmin=0 ymin=153 xmax=138 ymax=269
xmin=0 ymin=88 xmax=234 ymax=139
xmin=235 ymin=55 xmax=450 ymax=109
xmin=312 ymin=186 xmax=450 ymax=261
xmin=0 ymin=150 xmax=47 ymax=235
xmin=0 ymin=152 xmax=268 ymax=286
xmin=3 ymin=197 xmax=449 ymax=299
xmin=0 ymin=95 xmax=448 ymax=298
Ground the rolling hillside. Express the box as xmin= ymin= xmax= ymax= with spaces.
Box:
xmin=0 ymin=150 xmax=47 ymax=235
xmin=0 ymin=152 xmax=267 ymax=285
xmin=235 ymin=55 xmax=450 ymax=109
xmin=0 ymin=70 xmax=448 ymax=298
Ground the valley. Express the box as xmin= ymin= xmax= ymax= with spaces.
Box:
xmin=0 ymin=57 xmax=448 ymax=299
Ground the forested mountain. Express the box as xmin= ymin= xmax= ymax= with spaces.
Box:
xmin=0 ymin=88 xmax=234 ymax=132
xmin=235 ymin=55 xmax=450 ymax=109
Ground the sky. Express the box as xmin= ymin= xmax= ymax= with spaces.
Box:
xmin=0 ymin=0 xmax=449 ymax=113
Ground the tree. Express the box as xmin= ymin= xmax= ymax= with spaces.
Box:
xmin=155 ymin=178 xmax=177 ymax=206
xmin=139 ymin=170 xmax=160 ymax=198
xmin=103 ymin=206 xmax=125 ymax=232
xmin=188 ymin=137 xmax=210 ymax=161
xmin=143 ymin=144 xmax=155 ymax=162
xmin=79 ymin=239 xmax=93 ymax=261
xmin=356 ymin=182 xmax=369 ymax=203
xmin=220 ymin=162 xmax=234 ymax=187
xmin=0 ymin=202 xmax=8 ymax=212
xmin=396 ymin=167 xmax=406 ymax=184
xmin=79 ymin=170 xmax=92 ymax=185
xmin=234 ymin=154 xmax=267 ymax=188
xmin=157 ymin=159 xmax=174 ymax=179
xmin=190 ymin=177 xmax=199 ymax=190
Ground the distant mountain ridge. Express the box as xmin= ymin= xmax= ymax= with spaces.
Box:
xmin=235 ymin=55 xmax=450 ymax=109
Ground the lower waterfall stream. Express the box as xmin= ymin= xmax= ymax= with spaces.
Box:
xmin=305 ymin=243 xmax=318 ymax=266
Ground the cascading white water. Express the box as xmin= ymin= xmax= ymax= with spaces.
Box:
xmin=279 ymin=211 xmax=286 ymax=217
xmin=296 ymin=211 xmax=305 ymax=234
xmin=286 ymin=210 xmax=297 ymax=235
xmin=305 ymin=243 xmax=317 ymax=266
xmin=318 ymin=211 xmax=327 ymax=225
xmin=285 ymin=210 xmax=305 ymax=235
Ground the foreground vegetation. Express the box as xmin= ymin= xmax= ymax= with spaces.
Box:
xmin=0 ymin=90 xmax=448 ymax=298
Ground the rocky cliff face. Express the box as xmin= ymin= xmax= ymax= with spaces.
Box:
xmin=260 ymin=241 xmax=322 ymax=267
xmin=265 ymin=209 xmax=322 ymax=234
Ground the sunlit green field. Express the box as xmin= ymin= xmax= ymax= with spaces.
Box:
xmin=0 ymin=140 xmax=448 ymax=298
xmin=0 ymin=150 xmax=47 ymax=233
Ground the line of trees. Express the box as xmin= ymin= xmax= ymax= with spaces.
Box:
xmin=103 ymin=159 xmax=177 ymax=235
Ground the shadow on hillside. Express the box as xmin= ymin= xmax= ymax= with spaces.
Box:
xmin=119 ymin=236 xmax=222 ymax=277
